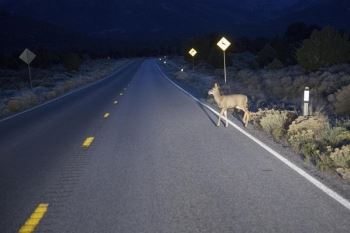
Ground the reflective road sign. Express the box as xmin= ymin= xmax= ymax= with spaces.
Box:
xmin=188 ymin=48 xmax=197 ymax=57
xmin=19 ymin=49 xmax=36 ymax=65
xmin=217 ymin=37 xmax=231 ymax=51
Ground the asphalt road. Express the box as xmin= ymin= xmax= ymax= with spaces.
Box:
xmin=1 ymin=59 xmax=350 ymax=233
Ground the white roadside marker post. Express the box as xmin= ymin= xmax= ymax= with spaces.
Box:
xmin=303 ymin=87 xmax=310 ymax=116
xmin=188 ymin=48 xmax=197 ymax=72
xmin=217 ymin=37 xmax=231 ymax=84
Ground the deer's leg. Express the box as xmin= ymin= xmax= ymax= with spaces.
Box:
xmin=225 ymin=110 xmax=228 ymax=127
xmin=236 ymin=106 xmax=246 ymax=126
xmin=217 ymin=109 xmax=224 ymax=127
xmin=246 ymin=111 xmax=250 ymax=127
xmin=243 ymin=109 xmax=249 ymax=127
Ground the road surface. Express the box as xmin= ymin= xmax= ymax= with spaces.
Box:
xmin=1 ymin=59 xmax=349 ymax=233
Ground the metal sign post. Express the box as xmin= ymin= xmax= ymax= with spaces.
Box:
xmin=188 ymin=48 xmax=197 ymax=71
xmin=217 ymin=37 xmax=231 ymax=83
xmin=223 ymin=50 xmax=226 ymax=84
xmin=19 ymin=48 xmax=36 ymax=90
xmin=28 ymin=63 xmax=32 ymax=89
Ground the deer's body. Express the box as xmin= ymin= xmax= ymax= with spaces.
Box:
xmin=208 ymin=83 xmax=249 ymax=127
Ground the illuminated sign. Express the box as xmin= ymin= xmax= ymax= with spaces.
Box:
xmin=188 ymin=48 xmax=197 ymax=57
xmin=217 ymin=37 xmax=231 ymax=51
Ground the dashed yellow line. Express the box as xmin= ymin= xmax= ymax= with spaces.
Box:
xmin=18 ymin=203 xmax=49 ymax=233
xmin=113 ymin=100 xmax=118 ymax=104
xmin=82 ymin=137 xmax=94 ymax=149
xmin=104 ymin=113 xmax=110 ymax=119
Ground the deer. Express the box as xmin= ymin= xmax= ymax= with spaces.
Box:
xmin=208 ymin=83 xmax=250 ymax=128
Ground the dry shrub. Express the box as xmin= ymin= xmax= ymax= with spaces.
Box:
xmin=335 ymin=168 xmax=350 ymax=180
xmin=63 ymin=80 xmax=76 ymax=92
xmin=324 ymin=127 xmax=350 ymax=148
xmin=287 ymin=115 xmax=329 ymax=163
xmin=53 ymin=85 xmax=65 ymax=96
xmin=73 ymin=78 xmax=84 ymax=86
xmin=7 ymin=99 xmax=23 ymax=112
xmin=254 ymin=109 xmax=297 ymax=140
xmin=330 ymin=145 xmax=350 ymax=169
xmin=301 ymin=141 xmax=322 ymax=164
xmin=288 ymin=115 xmax=329 ymax=141
xmin=6 ymin=92 xmax=38 ymax=113
xmin=317 ymin=154 xmax=335 ymax=171
xmin=249 ymin=109 xmax=270 ymax=126
xmin=288 ymin=129 xmax=316 ymax=152
xmin=44 ymin=91 xmax=58 ymax=100
xmin=85 ymin=76 xmax=95 ymax=82
xmin=21 ymin=92 xmax=38 ymax=107
xmin=249 ymin=109 xmax=273 ymax=125
xmin=329 ymin=84 xmax=350 ymax=116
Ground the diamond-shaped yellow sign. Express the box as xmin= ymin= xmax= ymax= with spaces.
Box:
xmin=217 ymin=37 xmax=231 ymax=51
xmin=19 ymin=48 xmax=36 ymax=65
xmin=188 ymin=48 xmax=197 ymax=57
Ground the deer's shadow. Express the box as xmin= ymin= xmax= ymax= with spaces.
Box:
xmin=197 ymin=101 xmax=246 ymax=127
xmin=196 ymin=101 xmax=217 ymax=126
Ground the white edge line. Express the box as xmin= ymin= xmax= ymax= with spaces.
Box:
xmin=156 ymin=62 xmax=350 ymax=211
xmin=0 ymin=60 xmax=133 ymax=123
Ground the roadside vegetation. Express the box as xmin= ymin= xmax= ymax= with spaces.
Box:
xmin=0 ymin=58 xmax=129 ymax=118
xmin=164 ymin=23 xmax=350 ymax=180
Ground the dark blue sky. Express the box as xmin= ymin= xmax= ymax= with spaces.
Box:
xmin=0 ymin=0 xmax=349 ymax=41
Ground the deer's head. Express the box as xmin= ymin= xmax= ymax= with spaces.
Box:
xmin=208 ymin=83 xmax=220 ymax=96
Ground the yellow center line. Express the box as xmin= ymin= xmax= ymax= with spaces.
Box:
xmin=18 ymin=203 xmax=49 ymax=233
xmin=104 ymin=113 xmax=110 ymax=119
xmin=82 ymin=137 xmax=94 ymax=149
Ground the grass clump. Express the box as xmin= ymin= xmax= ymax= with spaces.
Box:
xmin=287 ymin=115 xmax=329 ymax=141
xmin=6 ymin=99 xmax=23 ymax=112
xmin=330 ymin=145 xmax=350 ymax=169
xmin=252 ymin=109 xmax=297 ymax=140
xmin=324 ymin=127 xmax=350 ymax=148
xmin=329 ymin=145 xmax=350 ymax=180
xmin=287 ymin=115 xmax=330 ymax=163
xmin=6 ymin=91 xmax=39 ymax=113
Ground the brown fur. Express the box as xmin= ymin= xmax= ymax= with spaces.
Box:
xmin=208 ymin=83 xmax=250 ymax=127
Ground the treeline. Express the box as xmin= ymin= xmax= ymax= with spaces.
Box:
xmin=0 ymin=44 xmax=181 ymax=71
xmin=183 ymin=22 xmax=350 ymax=71
xmin=0 ymin=9 xmax=184 ymax=70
